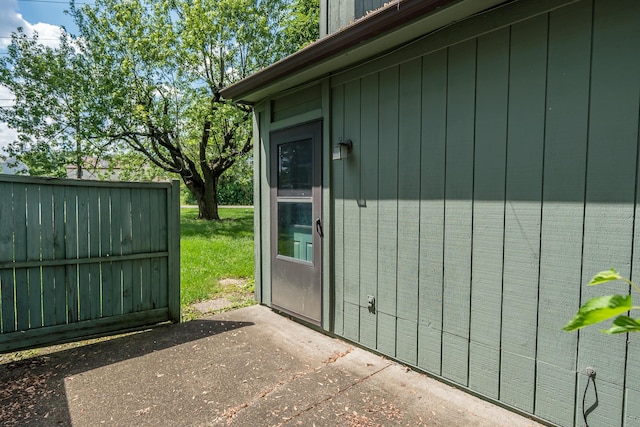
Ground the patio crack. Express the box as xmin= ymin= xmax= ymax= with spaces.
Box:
xmin=274 ymin=361 xmax=393 ymax=427
xmin=218 ymin=347 xmax=396 ymax=425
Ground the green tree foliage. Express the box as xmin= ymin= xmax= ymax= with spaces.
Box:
xmin=109 ymin=150 xmax=173 ymax=182
xmin=182 ymin=158 xmax=253 ymax=206
xmin=0 ymin=29 xmax=101 ymax=178
xmin=70 ymin=0 xmax=293 ymax=219
xmin=564 ymin=269 xmax=640 ymax=334
xmin=284 ymin=0 xmax=320 ymax=49
xmin=1 ymin=0 xmax=319 ymax=219
xmin=216 ymin=157 xmax=254 ymax=205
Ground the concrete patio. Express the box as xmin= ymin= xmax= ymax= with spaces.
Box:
xmin=0 ymin=305 xmax=544 ymax=426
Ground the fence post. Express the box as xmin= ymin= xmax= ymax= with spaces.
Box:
xmin=167 ymin=179 xmax=181 ymax=322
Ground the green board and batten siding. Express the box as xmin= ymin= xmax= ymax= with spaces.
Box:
xmin=327 ymin=0 xmax=640 ymax=425
xmin=331 ymin=85 xmax=345 ymax=335
xmin=342 ymin=79 xmax=361 ymax=341
xmin=417 ymin=48 xmax=447 ymax=376
xmin=375 ymin=66 xmax=399 ymax=357
xmin=252 ymin=0 xmax=639 ymax=424
xmin=0 ymin=176 xmax=180 ymax=353
xmin=500 ymin=14 xmax=546 ymax=413
xmin=358 ymin=73 xmax=379 ymax=350
xmin=442 ymin=38 xmax=475 ymax=387
xmin=324 ymin=0 xmax=387 ymax=35
xmin=577 ymin=1 xmax=639 ymax=425
xmin=535 ymin=2 xmax=590 ymax=424
xmin=468 ymin=26 xmax=508 ymax=401
xmin=396 ymin=58 xmax=421 ymax=366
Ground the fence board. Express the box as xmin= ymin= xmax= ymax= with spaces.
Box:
xmin=120 ymin=188 xmax=134 ymax=314
xmin=130 ymin=188 xmax=143 ymax=312
xmin=52 ymin=186 xmax=66 ymax=326
xmin=77 ymin=187 xmax=91 ymax=321
xmin=65 ymin=186 xmax=79 ymax=323
xmin=0 ymin=176 xmax=180 ymax=353
xmin=158 ymin=189 xmax=169 ymax=308
xmin=0 ymin=182 xmax=15 ymax=333
xmin=100 ymin=188 xmax=113 ymax=316
xmin=140 ymin=187 xmax=152 ymax=311
xmin=160 ymin=259 xmax=169 ymax=311
xmin=110 ymin=188 xmax=123 ymax=315
xmin=40 ymin=185 xmax=56 ymax=327
xmin=88 ymin=186 xmax=101 ymax=319
xmin=14 ymin=185 xmax=29 ymax=330
xmin=167 ymin=180 xmax=181 ymax=321
xmin=26 ymin=185 xmax=42 ymax=329
xmin=149 ymin=190 xmax=161 ymax=309
xmin=0 ymin=252 xmax=168 ymax=270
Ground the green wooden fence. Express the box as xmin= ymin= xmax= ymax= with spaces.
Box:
xmin=0 ymin=175 xmax=180 ymax=353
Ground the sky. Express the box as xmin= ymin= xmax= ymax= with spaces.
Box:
xmin=0 ymin=0 xmax=82 ymax=152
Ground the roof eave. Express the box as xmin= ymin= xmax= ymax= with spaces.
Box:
xmin=221 ymin=0 xmax=506 ymax=104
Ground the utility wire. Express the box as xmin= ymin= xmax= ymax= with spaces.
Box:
xmin=16 ymin=0 xmax=94 ymax=4
xmin=0 ymin=36 xmax=62 ymax=40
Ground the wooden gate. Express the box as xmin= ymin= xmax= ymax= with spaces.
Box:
xmin=0 ymin=175 xmax=180 ymax=353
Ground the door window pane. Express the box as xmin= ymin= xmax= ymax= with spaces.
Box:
xmin=278 ymin=202 xmax=312 ymax=261
xmin=278 ymin=139 xmax=312 ymax=196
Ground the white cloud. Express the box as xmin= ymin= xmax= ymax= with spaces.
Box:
xmin=1 ymin=0 xmax=65 ymax=154
xmin=0 ymin=85 xmax=14 ymax=104
xmin=27 ymin=22 xmax=64 ymax=47
xmin=0 ymin=122 xmax=17 ymax=153
xmin=0 ymin=85 xmax=16 ymax=152
xmin=0 ymin=0 xmax=64 ymax=49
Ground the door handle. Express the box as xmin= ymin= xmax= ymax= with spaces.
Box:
xmin=315 ymin=218 xmax=324 ymax=238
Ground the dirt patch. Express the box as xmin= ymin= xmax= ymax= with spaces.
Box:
xmin=192 ymin=298 xmax=234 ymax=314
xmin=183 ymin=277 xmax=255 ymax=321
xmin=218 ymin=278 xmax=246 ymax=286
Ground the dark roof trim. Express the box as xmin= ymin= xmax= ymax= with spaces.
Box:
xmin=220 ymin=0 xmax=460 ymax=103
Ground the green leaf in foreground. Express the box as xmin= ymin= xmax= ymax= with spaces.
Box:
xmin=588 ymin=268 xmax=623 ymax=286
xmin=563 ymin=294 xmax=632 ymax=331
xmin=602 ymin=316 xmax=640 ymax=334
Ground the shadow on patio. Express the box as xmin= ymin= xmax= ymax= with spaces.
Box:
xmin=0 ymin=318 xmax=252 ymax=426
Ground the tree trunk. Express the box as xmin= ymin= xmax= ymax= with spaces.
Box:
xmin=197 ymin=177 xmax=219 ymax=220
xmin=183 ymin=171 xmax=220 ymax=221
xmin=75 ymin=132 xmax=83 ymax=179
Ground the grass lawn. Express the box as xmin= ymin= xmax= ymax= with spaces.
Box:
xmin=180 ymin=206 xmax=255 ymax=319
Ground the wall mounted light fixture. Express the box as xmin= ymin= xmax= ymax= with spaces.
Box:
xmin=332 ymin=138 xmax=353 ymax=160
